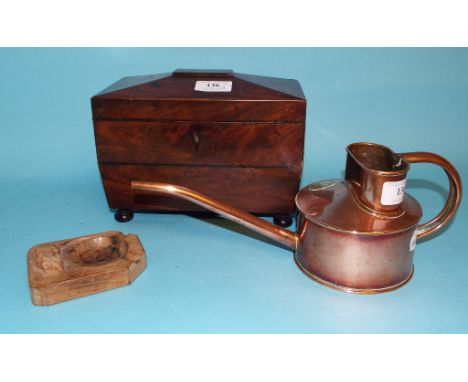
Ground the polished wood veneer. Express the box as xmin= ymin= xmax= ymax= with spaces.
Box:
xmin=91 ymin=69 xmax=306 ymax=224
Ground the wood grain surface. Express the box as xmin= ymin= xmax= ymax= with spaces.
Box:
xmin=28 ymin=231 xmax=147 ymax=306
xmin=100 ymin=165 xmax=299 ymax=213
xmin=91 ymin=70 xmax=306 ymax=216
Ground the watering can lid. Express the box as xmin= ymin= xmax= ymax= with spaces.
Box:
xmin=295 ymin=179 xmax=422 ymax=235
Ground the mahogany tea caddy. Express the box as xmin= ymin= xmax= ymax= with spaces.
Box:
xmin=91 ymin=69 xmax=306 ymax=227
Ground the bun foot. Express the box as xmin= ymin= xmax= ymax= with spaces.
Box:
xmin=114 ymin=209 xmax=134 ymax=223
xmin=273 ymin=214 xmax=293 ymax=228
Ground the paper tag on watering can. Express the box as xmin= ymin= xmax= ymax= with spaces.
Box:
xmin=194 ymin=81 xmax=232 ymax=92
xmin=381 ymin=179 xmax=407 ymax=205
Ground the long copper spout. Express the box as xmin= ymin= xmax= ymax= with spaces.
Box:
xmin=130 ymin=181 xmax=298 ymax=250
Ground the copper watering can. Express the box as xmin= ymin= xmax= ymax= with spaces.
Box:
xmin=131 ymin=142 xmax=462 ymax=294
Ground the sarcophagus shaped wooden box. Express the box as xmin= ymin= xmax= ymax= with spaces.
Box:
xmin=91 ymin=69 xmax=306 ymax=226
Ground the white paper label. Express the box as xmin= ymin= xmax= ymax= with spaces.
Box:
xmin=194 ymin=80 xmax=232 ymax=92
xmin=409 ymin=230 xmax=417 ymax=251
xmin=381 ymin=179 xmax=406 ymax=205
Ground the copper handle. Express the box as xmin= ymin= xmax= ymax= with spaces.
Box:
xmin=130 ymin=181 xmax=298 ymax=250
xmin=399 ymin=152 xmax=462 ymax=240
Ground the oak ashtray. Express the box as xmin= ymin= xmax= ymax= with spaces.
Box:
xmin=27 ymin=231 xmax=147 ymax=306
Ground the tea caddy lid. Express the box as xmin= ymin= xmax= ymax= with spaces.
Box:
xmin=91 ymin=69 xmax=306 ymax=122
xmin=295 ymin=180 xmax=422 ymax=235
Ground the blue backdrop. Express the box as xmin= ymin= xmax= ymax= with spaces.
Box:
xmin=1 ymin=48 xmax=467 ymax=333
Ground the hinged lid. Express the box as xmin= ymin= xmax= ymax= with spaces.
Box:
xmin=91 ymin=69 xmax=306 ymax=122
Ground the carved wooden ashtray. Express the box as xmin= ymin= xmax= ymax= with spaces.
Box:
xmin=27 ymin=231 xmax=147 ymax=305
